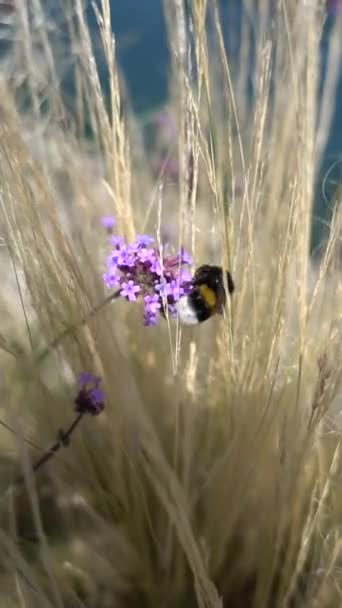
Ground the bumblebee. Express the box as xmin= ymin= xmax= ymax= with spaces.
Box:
xmin=178 ymin=264 xmax=235 ymax=325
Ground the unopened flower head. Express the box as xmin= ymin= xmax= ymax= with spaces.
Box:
xmin=103 ymin=233 xmax=193 ymax=325
xmin=101 ymin=216 xmax=115 ymax=233
xmin=75 ymin=373 xmax=105 ymax=416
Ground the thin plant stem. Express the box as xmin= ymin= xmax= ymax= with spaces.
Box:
xmin=37 ymin=289 xmax=120 ymax=361
xmin=32 ymin=413 xmax=84 ymax=473
xmin=13 ymin=413 xmax=84 ymax=491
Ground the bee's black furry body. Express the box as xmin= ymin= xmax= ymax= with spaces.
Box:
xmin=178 ymin=264 xmax=235 ymax=325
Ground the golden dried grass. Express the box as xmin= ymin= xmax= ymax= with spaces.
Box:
xmin=0 ymin=1 xmax=341 ymax=607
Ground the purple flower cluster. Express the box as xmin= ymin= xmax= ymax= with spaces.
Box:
xmin=74 ymin=373 xmax=105 ymax=416
xmin=103 ymin=233 xmax=193 ymax=325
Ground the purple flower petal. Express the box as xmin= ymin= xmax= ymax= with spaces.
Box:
xmin=144 ymin=294 xmax=161 ymax=315
xmin=89 ymin=387 xmax=105 ymax=405
xmin=180 ymin=269 xmax=192 ymax=284
xmin=180 ymin=247 xmax=192 ymax=265
xmin=144 ymin=311 xmax=159 ymax=326
xmin=150 ymin=257 xmax=162 ymax=275
xmin=168 ymin=304 xmax=178 ymax=319
xmin=137 ymin=248 xmax=157 ymax=264
xmin=107 ymin=251 xmax=120 ymax=267
xmin=103 ymin=271 xmax=120 ymax=289
xmin=117 ymin=248 xmax=136 ymax=268
xmin=155 ymin=278 xmax=172 ymax=298
xmin=110 ymin=235 xmax=125 ymax=248
xmin=167 ymin=279 xmax=185 ymax=302
xmin=120 ymin=280 xmax=141 ymax=301
xmin=135 ymin=234 xmax=155 ymax=247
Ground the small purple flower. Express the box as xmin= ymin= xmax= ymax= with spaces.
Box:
xmin=144 ymin=294 xmax=161 ymax=315
xmin=103 ymin=271 xmax=120 ymax=289
xmin=168 ymin=304 xmax=178 ymax=319
xmin=180 ymin=247 xmax=192 ymax=265
xmin=150 ymin=257 xmax=162 ymax=275
xmin=101 ymin=216 xmax=115 ymax=232
xmin=155 ymin=278 xmax=171 ymax=298
xmin=168 ymin=279 xmax=183 ymax=301
xmin=110 ymin=235 xmax=125 ymax=248
xmin=117 ymin=248 xmax=135 ymax=268
xmin=137 ymin=248 xmax=157 ymax=264
xmin=75 ymin=373 xmax=105 ymax=416
xmin=135 ymin=234 xmax=155 ymax=247
xmin=179 ymin=268 xmax=192 ymax=285
xmin=120 ymin=280 xmax=140 ymax=301
xmin=107 ymin=251 xmax=120 ymax=266
xmin=144 ymin=311 xmax=158 ymax=326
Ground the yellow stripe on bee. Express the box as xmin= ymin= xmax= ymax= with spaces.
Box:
xmin=198 ymin=284 xmax=217 ymax=310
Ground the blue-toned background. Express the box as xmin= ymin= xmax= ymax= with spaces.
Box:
xmin=96 ymin=1 xmax=341 ymax=250
xmin=103 ymin=2 xmax=341 ymax=158
xmin=1 ymin=1 xmax=339 ymax=249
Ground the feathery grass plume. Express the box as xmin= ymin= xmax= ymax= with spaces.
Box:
xmin=0 ymin=0 xmax=341 ymax=607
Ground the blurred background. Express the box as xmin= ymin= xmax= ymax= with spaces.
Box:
xmin=0 ymin=0 xmax=341 ymax=249
xmin=95 ymin=0 xmax=342 ymax=252
xmin=0 ymin=4 xmax=341 ymax=607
